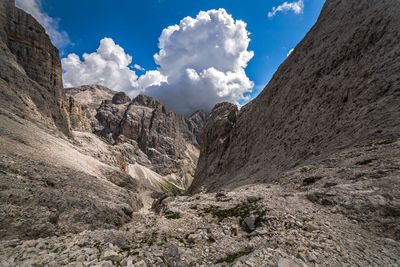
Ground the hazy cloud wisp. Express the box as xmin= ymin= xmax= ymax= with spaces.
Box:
xmin=268 ymin=0 xmax=304 ymax=18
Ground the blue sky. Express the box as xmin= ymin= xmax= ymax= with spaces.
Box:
xmin=17 ymin=0 xmax=325 ymax=114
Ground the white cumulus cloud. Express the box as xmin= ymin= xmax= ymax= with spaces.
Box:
xmin=146 ymin=8 xmax=254 ymax=114
xmin=15 ymin=0 xmax=70 ymax=49
xmin=268 ymin=0 xmax=304 ymax=18
xmin=62 ymin=38 xmax=163 ymax=96
xmin=287 ymin=48 xmax=294 ymax=57
xmin=61 ymin=8 xmax=254 ymax=115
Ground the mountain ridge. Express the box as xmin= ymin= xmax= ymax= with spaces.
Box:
xmin=65 ymin=84 xmax=207 ymax=190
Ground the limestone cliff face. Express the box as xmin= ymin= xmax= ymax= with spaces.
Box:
xmin=0 ymin=0 xmax=144 ymax=240
xmin=0 ymin=0 xmax=70 ymax=135
xmin=189 ymin=103 xmax=238 ymax=192
xmin=0 ymin=1 xmax=62 ymax=89
xmin=190 ymin=0 xmax=400 ymax=192
xmin=187 ymin=110 xmax=208 ymax=144
xmin=66 ymin=86 xmax=207 ymax=190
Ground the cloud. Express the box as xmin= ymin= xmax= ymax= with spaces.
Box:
xmin=61 ymin=9 xmax=254 ymax=115
xmin=287 ymin=48 xmax=294 ymax=57
xmin=146 ymin=8 xmax=254 ymax=114
xmin=134 ymin=64 xmax=145 ymax=71
xmin=268 ymin=0 xmax=304 ymax=18
xmin=15 ymin=0 xmax=70 ymax=49
xmin=62 ymin=38 xmax=163 ymax=96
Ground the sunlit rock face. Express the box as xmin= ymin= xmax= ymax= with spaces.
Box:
xmin=66 ymin=85 xmax=207 ymax=190
xmin=190 ymin=0 xmax=400 ymax=192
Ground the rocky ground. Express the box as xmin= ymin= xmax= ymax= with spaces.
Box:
xmin=1 ymin=185 xmax=398 ymax=266
xmin=1 ymin=138 xmax=399 ymax=266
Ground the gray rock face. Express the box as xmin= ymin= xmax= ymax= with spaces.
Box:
xmin=189 ymin=103 xmax=238 ymax=192
xmin=190 ymin=0 xmax=400 ymax=192
xmin=0 ymin=0 xmax=62 ymax=89
xmin=0 ymin=0 xmax=70 ymax=135
xmin=187 ymin=110 xmax=208 ymax=144
xmin=0 ymin=0 xmax=143 ymax=240
xmin=64 ymin=84 xmax=117 ymax=131
xmin=66 ymin=96 xmax=92 ymax=132
xmin=97 ymin=93 xmax=205 ymax=182
xmin=66 ymin=87 xmax=207 ymax=190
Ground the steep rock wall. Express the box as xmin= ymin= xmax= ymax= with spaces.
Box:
xmin=190 ymin=0 xmax=400 ymax=192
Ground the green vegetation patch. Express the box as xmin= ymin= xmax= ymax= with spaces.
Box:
xmin=200 ymin=203 xmax=267 ymax=226
xmin=215 ymin=248 xmax=253 ymax=264
xmin=141 ymin=231 xmax=159 ymax=246
xmin=158 ymin=181 xmax=184 ymax=195
xmin=164 ymin=211 xmax=181 ymax=219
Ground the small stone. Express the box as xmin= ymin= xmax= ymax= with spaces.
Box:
xmin=102 ymin=249 xmax=121 ymax=261
xmin=187 ymin=233 xmax=202 ymax=243
xmin=76 ymin=254 xmax=85 ymax=262
xmin=246 ymin=196 xmax=262 ymax=203
xmin=304 ymin=223 xmax=319 ymax=232
xmin=242 ymin=215 xmax=256 ymax=232
xmin=133 ymin=260 xmax=147 ymax=267
xmin=22 ymin=240 xmax=37 ymax=248
xmin=97 ymin=261 xmax=114 ymax=267
xmin=307 ymin=252 xmax=318 ymax=262
xmin=277 ymin=258 xmax=302 ymax=267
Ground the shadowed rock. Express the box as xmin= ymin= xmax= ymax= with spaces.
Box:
xmin=112 ymin=92 xmax=131 ymax=104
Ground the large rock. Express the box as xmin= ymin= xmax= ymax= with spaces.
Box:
xmin=189 ymin=0 xmax=400 ymax=192
xmin=112 ymin=92 xmax=131 ymax=104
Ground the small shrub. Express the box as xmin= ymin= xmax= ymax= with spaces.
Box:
xmin=215 ymin=248 xmax=253 ymax=264
xmin=164 ymin=212 xmax=181 ymax=219
xmin=159 ymin=181 xmax=184 ymax=195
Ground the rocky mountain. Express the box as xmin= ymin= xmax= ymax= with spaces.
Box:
xmin=65 ymin=85 xmax=207 ymax=191
xmin=1 ymin=0 xmax=400 ymax=266
xmin=190 ymin=0 xmax=400 ymax=192
xmin=187 ymin=0 xmax=400 ymax=260
xmin=0 ymin=0 xmax=143 ymax=240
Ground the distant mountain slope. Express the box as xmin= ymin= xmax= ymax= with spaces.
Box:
xmin=190 ymin=0 xmax=400 ymax=192
xmin=66 ymin=86 xmax=207 ymax=191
